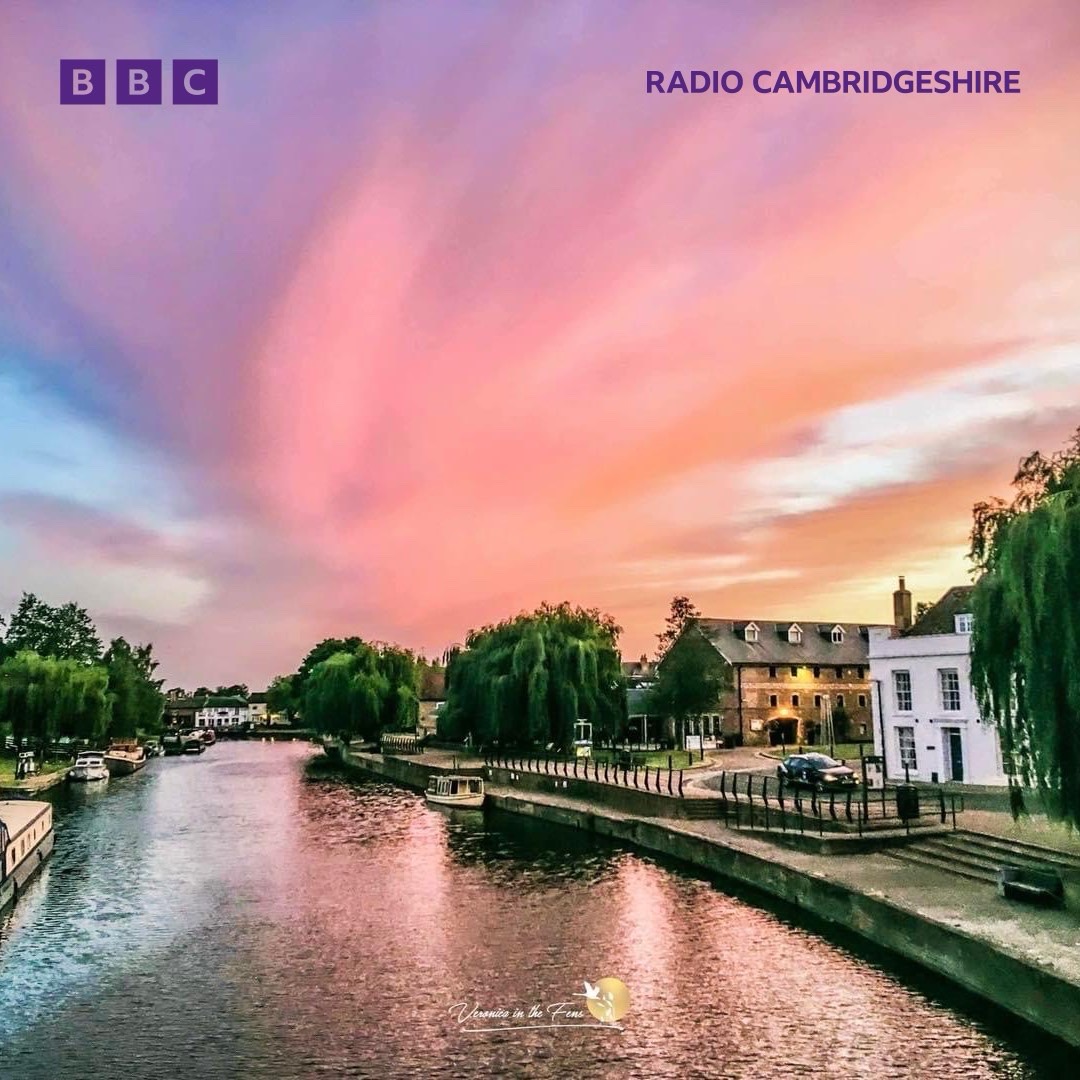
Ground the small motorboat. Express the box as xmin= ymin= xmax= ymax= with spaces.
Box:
xmin=182 ymin=731 xmax=205 ymax=754
xmin=68 ymin=751 xmax=109 ymax=783
xmin=161 ymin=733 xmax=184 ymax=755
xmin=425 ymin=774 xmax=485 ymax=809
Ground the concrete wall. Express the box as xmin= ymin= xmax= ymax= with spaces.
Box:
xmin=489 ymin=793 xmax=1080 ymax=1051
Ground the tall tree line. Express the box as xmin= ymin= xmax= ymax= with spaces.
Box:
xmin=0 ymin=592 xmax=164 ymax=747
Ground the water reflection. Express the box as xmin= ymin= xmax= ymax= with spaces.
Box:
xmin=0 ymin=744 xmax=1070 ymax=1079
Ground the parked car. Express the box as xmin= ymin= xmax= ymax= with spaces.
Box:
xmin=777 ymin=753 xmax=858 ymax=791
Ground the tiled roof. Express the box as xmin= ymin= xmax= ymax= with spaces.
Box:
xmin=904 ymin=586 xmax=976 ymax=637
xmin=165 ymin=695 xmax=248 ymax=710
xmin=248 ymin=692 xmax=269 ymax=704
xmin=695 ymin=619 xmax=885 ymax=666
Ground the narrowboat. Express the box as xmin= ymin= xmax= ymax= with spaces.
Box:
xmin=425 ymin=774 xmax=485 ymax=809
xmin=104 ymin=741 xmax=148 ymax=776
xmin=0 ymin=800 xmax=54 ymax=912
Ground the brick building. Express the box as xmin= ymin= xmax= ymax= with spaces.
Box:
xmin=668 ymin=616 xmax=888 ymax=747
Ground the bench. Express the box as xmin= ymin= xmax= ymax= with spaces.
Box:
xmin=996 ymin=865 xmax=1065 ymax=908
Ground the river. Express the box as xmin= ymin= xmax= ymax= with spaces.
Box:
xmin=0 ymin=740 xmax=1071 ymax=1077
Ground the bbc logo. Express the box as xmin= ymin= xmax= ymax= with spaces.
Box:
xmin=60 ymin=59 xmax=218 ymax=104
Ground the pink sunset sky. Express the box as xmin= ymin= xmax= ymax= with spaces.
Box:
xmin=1 ymin=2 xmax=1078 ymax=688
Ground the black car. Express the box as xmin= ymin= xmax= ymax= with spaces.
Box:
xmin=776 ymin=753 xmax=858 ymax=790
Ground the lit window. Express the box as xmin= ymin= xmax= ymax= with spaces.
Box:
xmin=831 ymin=625 xmax=845 ymax=644
xmin=939 ymin=669 xmax=961 ymax=712
xmin=954 ymin=613 xmax=974 ymax=634
xmin=893 ymin=671 xmax=913 ymax=712
xmin=897 ymin=727 xmax=917 ymax=770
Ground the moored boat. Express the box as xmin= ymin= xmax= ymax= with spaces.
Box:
xmin=68 ymin=751 xmax=110 ymax=783
xmin=182 ymin=731 xmax=205 ymax=754
xmin=104 ymin=741 xmax=148 ymax=776
xmin=0 ymin=800 xmax=54 ymax=912
xmin=425 ymin=774 xmax=485 ymax=809
xmin=162 ymin=733 xmax=184 ymax=755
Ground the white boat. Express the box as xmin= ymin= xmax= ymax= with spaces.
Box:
xmin=1 ymin=800 xmax=54 ymax=912
xmin=425 ymin=774 xmax=485 ymax=808
xmin=68 ymin=752 xmax=110 ymax=783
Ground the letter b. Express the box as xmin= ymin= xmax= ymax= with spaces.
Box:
xmin=116 ymin=59 xmax=162 ymax=104
xmin=60 ymin=59 xmax=106 ymax=104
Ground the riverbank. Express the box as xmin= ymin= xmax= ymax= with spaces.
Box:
xmin=0 ymin=767 xmax=69 ymax=798
xmin=333 ymin=744 xmax=1080 ymax=1050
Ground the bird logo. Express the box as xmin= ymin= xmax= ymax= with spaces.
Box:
xmin=573 ymin=977 xmax=630 ymax=1023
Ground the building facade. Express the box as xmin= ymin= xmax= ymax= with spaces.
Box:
xmin=870 ymin=580 xmax=1007 ymax=786
xmin=670 ymin=617 xmax=884 ymax=748
xmin=192 ymin=696 xmax=250 ymax=729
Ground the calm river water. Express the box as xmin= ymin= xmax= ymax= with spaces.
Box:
xmin=0 ymin=741 xmax=1071 ymax=1078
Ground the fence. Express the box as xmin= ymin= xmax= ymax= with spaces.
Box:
xmin=682 ymin=770 xmax=960 ymax=837
xmin=485 ymin=749 xmax=688 ymax=796
xmin=482 ymin=750 xmax=960 ymax=836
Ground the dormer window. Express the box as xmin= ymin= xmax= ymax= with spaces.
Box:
xmin=831 ymin=625 xmax=845 ymax=644
xmin=744 ymin=622 xmax=760 ymax=643
xmin=787 ymin=623 xmax=802 ymax=645
xmin=954 ymin=613 xmax=974 ymax=634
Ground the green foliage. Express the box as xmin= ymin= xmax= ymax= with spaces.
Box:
xmin=103 ymin=637 xmax=165 ymax=738
xmin=649 ymin=625 xmax=731 ymax=745
xmin=299 ymin=640 xmax=420 ymax=743
xmin=1 ymin=592 xmax=102 ymax=664
xmin=969 ymin=428 xmax=1080 ymax=826
xmin=439 ymin=602 xmax=625 ymax=750
xmin=266 ymin=674 xmax=297 ymax=721
xmin=0 ymin=650 xmax=111 ymax=746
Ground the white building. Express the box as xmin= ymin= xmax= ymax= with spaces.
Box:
xmin=869 ymin=579 xmax=1006 ymax=786
xmin=193 ymin=696 xmax=250 ymax=729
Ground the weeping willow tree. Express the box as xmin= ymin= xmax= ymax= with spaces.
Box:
xmin=440 ymin=602 xmax=626 ymax=750
xmin=969 ymin=428 xmax=1080 ymax=826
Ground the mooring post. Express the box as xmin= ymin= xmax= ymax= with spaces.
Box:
xmin=604 ymin=760 xmax=609 ymax=783
xmin=678 ymin=769 xmax=684 ymax=797
xmin=667 ymin=763 xmax=673 ymax=796
xmin=633 ymin=763 xmax=639 ymax=789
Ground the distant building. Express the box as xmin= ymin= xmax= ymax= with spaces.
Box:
xmin=622 ymin=655 xmax=657 ymax=686
xmin=418 ymin=666 xmax=446 ymax=738
xmin=164 ymin=695 xmax=250 ymax=729
xmin=870 ymin=578 xmax=1006 ymax=786
xmin=666 ymin=616 xmax=885 ymax=748
xmin=622 ymin=655 xmax=658 ymax=746
xmin=247 ymin=692 xmax=269 ymax=726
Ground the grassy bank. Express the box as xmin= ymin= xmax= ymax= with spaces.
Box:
xmin=0 ymin=758 xmax=70 ymax=784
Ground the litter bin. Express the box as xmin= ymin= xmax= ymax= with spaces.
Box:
xmin=896 ymin=784 xmax=920 ymax=821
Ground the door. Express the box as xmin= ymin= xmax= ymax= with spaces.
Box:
xmin=944 ymin=728 xmax=965 ymax=782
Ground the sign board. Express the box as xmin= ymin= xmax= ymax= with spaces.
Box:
xmin=685 ymin=734 xmax=703 ymax=751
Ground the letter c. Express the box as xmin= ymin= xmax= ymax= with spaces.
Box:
xmin=184 ymin=68 xmax=206 ymax=95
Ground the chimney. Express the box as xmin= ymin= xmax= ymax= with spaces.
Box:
xmin=893 ymin=575 xmax=912 ymax=632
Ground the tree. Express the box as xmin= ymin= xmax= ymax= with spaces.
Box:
xmin=300 ymin=640 xmax=419 ymax=744
xmin=656 ymin=596 xmax=700 ymax=658
xmin=104 ymin=637 xmax=165 ymax=738
xmin=914 ymin=601 xmax=933 ymax=623
xmin=648 ymin=626 xmax=731 ymax=750
xmin=2 ymin=592 xmax=102 ymax=664
xmin=968 ymin=428 xmax=1080 ymax=826
xmin=214 ymin=684 xmax=249 ymax=697
xmin=266 ymin=674 xmax=297 ymax=722
xmin=0 ymin=650 xmax=111 ymax=747
xmin=440 ymin=602 xmax=625 ymax=750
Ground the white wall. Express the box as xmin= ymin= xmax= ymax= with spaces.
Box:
xmin=869 ymin=627 xmax=1006 ymax=786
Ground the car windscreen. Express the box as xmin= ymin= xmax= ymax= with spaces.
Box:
xmin=805 ymin=754 xmax=840 ymax=767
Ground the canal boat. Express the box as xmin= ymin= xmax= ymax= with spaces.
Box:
xmin=68 ymin=751 xmax=110 ymax=783
xmin=425 ymin=774 xmax=485 ymax=809
xmin=104 ymin=741 xmax=148 ymax=776
xmin=0 ymin=800 xmax=54 ymax=913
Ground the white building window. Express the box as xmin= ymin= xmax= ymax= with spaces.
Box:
xmin=897 ymin=727 xmax=917 ymax=771
xmin=744 ymin=622 xmax=759 ymax=643
xmin=893 ymin=670 xmax=913 ymax=713
xmin=831 ymin=625 xmax=845 ymax=644
xmin=954 ymin=613 xmax=973 ymax=634
xmin=788 ymin=624 xmax=802 ymax=644
xmin=939 ymin=669 xmax=962 ymax=712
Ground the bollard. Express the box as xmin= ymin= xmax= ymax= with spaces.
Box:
xmin=667 ymin=764 xmax=673 ymax=796
xmin=633 ymin=764 xmax=639 ymax=789
xmin=678 ymin=769 xmax=684 ymax=797
xmin=573 ymin=758 xmax=578 ymax=779
xmin=939 ymin=788 xmax=946 ymax=825
xmin=762 ymin=776 xmax=770 ymax=831
xmin=604 ymin=760 xmax=610 ymax=783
